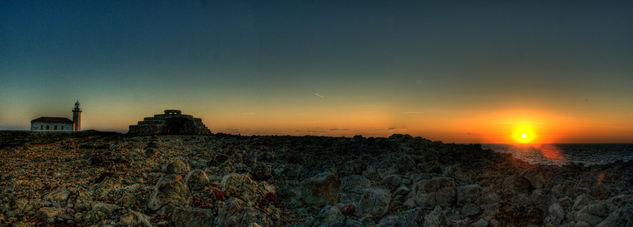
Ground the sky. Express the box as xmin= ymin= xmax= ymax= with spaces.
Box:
xmin=1 ymin=0 xmax=632 ymax=143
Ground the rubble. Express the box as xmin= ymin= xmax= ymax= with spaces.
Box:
xmin=1 ymin=132 xmax=632 ymax=226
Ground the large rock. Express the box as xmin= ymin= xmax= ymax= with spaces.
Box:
xmin=573 ymin=201 xmax=611 ymax=225
xmin=185 ymin=169 xmax=210 ymax=190
xmin=73 ymin=191 xmax=94 ymax=211
xmin=510 ymin=175 xmax=534 ymax=194
xmin=572 ymin=194 xmax=592 ymax=211
xmin=358 ymin=188 xmax=391 ymax=218
xmin=252 ymin=163 xmax=272 ymax=180
xmin=148 ymin=175 xmax=192 ymax=211
xmin=377 ymin=215 xmax=406 ymax=227
xmin=241 ymin=208 xmax=273 ymax=227
xmin=461 ymin=203 xmax=480 ymax=217
xmin=496 ymin=201 xmax=544 ymax=226
xmin=424 ymin=206 xmax=447 ymax=227
xmin=215 ymin=198 xmax=273 ymax=226
xmin=222 ymin=173 xmax=260 ymax=202
xmin=544 ymin=202 xmax=565 ymax=225
xmin=472 ymin=218 xmax=488 ymax=227
xmin=166 ymin=160 xmax=190 ymax=175
xmin=119 ymin=210 xmax=152 ymax=227
xmin=82 ymin=202 xmax=119 ymax=224
xmin=415 ymin=177 xmax=456 ymax=208
xmin=171 ymin=207 xmax=214 ymax=227
xmin=596 ymin=204 xmax=633 ymax=227
xmin=340 ymin=175 xmax=371 ymax=202
xmin=216 ymin=198 xmax=248 ymax=226
xmin=39 ymin=207 xmax=62 ymax=223
xmin=106 ymin=184 xmax=152 ymax=211
xmin=381 ymin=174 xmax=402 ymax=189
xmin=314 ymin=205 xmax=345 ymax=225
xmin=300 ymin=171 xmax=341 ymax=205
xmin=43 ymin=188 xmax=70 ymax=207
xmin=456 ymin=184 xmax=481 ymax=204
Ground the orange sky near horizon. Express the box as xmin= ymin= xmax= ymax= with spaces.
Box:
xmin=48 ymin=105 xmax=629 ymax=144
xmin=1 ymin=98 xmax=632 ymax=144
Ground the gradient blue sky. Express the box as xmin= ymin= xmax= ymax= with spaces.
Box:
xmin=1 ymin=0 xmax=632 ymax=143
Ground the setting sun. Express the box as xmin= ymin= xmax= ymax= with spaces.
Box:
xmin=513 ymin=124 xmax=536 ymax=143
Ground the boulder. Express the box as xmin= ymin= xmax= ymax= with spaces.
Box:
xmin=73 ymin=191 xmax=94 ymax=211
xmin=377 ymin=215 xmax=405 ymax=227
xmin=575 ymin=221 xmax=591 ymax=227
xmin=472 ymin=218 xmax=488 ymax=227
xmin=221 ymin=173 xmax=260 ymax=202
xmin=241 ymin=208 xmax=273 ymax=227
xmin=185 ymin=169 xmax=210 ymax=191
xmin=511 ymin=175 xmax=534 ymax=194
xmin=39 ymin=207 xmax=62 ymax=223
xmin=148 ymin=174 xmax=192 ymax=211
xmin=590 ymin=185 xmax=610 ymax=200
xmin=496 ymin=201 xmax=544 ymax=226
xmin=119 ymin=210 xmax=152 ymax=227
xmin=216 ymin=198 xmax=248 ymax=226
xmin=252 ymin=163 xmax=272 ymax=180
xmin=340 ymin=175 xmax=371 ymax=202
xmin=166 ymin=160 xmax=190 ymax=175
xmin=315 ymin=205 xmax=345 ymax=225
xmin=544 ymin=202 xmax=565 ymax=225
xmin=340 ymin=159 xmax=365 ymax=175
xmin=456 ymin=184 xmax=481 ymax=204
xmin=215 ymin=198 xmax=273 ymax=226
xmin=43 ymin=188 xmax=70 ymax=207
xmin=596 ymin=204 xmax=633 ymax=227
xmin=424 ymin=206 xmax=447 ymax=227
xmin=415 ymin=177 xmax=456 ymax=208
xmin=381 ymin=175 xmax=402 ymax=189
xmin=107 ymin=184 xmax=151 ymax=211
xmin=521 ymin=171 xmax=547 ymax=189
xmin=572 ymin=194 xmax=592 ymax=211
xmin=461 ymin=203 xmax=480 ymax=217
xmin=359 ymin=188 xmax=391 ymax=218
xmin=300 ymin=171 xmax=341 ymax=205
xmin=83 ymin=202 xmax=119 ymax=224
xmin=171 ymin=207 xmax=214 ymax=227
xmin=573 ymin=201 xmax=611 ymax=225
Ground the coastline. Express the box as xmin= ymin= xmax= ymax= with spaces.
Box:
xmin=0 ymin=132 xmax=631 ymax=226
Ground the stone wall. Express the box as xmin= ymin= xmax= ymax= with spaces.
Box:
xmin=128 ymin=110 xmax=210 ymax=135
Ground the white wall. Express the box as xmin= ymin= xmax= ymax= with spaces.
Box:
xmin=31 ymin=122 xmax=74 ymax=131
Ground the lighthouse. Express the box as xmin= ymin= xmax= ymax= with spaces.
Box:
xmin=72 ymin=101 xmax=82 ymax=131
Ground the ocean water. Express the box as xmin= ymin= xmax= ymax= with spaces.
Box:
xmin=483 ymin=144 xmax=633 ymax=166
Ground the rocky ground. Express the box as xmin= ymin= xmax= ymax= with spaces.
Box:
xmin=0 ymin=131 xmax=632 ymax=226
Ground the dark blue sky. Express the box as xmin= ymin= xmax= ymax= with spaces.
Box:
xmin=1 ymin=0 xmax=632 ymax=142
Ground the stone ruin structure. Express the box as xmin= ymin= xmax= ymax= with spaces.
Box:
xmin=128 ymin=109 xmax=211 ymax=135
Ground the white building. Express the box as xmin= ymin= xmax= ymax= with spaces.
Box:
xmin=31 ymin=117 xmax=74 ymax=131
xmin=30 ymin=101 xmax=82 ymax=132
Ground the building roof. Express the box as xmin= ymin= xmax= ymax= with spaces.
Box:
xmin=31 ymin=117 xmax=73 ymax=124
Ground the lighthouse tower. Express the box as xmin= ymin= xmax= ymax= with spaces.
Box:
xmin=72 ymin=101 xmax=82 ymax=131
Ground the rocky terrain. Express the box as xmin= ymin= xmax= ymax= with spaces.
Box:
xmin=0 ymin=131 xmax=632 ymax=226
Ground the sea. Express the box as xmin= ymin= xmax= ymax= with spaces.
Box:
xmin=483 ymin=144 xmax=633 ymax=166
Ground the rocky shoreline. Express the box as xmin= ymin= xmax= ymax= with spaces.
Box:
xmin=0 ymin=132 xmax=631 ymax=226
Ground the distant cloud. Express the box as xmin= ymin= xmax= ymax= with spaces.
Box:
xmin=401 ymin=111 xmax=424 ymax=114
xmin=313 ymin=93 xmax=325 ymax=99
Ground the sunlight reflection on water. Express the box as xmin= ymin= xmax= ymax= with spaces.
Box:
xmin=483 ymin=144 xmax=633 ymax=166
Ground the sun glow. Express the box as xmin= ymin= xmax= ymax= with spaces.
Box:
xmin=513 ymin=124 xmax=536 ymax=144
